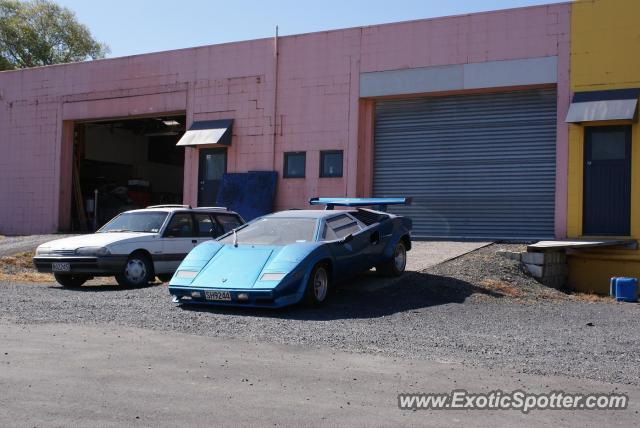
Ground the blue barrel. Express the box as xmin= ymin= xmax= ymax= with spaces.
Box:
xmin=610 ymin=277 xmax=618 ymax=297
xmin=611 ymin=277 xmax=639 ymax=302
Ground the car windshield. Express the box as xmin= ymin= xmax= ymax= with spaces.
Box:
xmin=98 ymin=212 xmax=168 ymax=233
xmin=219 ymin=217 xmax=317 ymax=246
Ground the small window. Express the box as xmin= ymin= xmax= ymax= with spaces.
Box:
xmin=326 ymin=214 xmax=360 ymax=239
xmin=195 ymin=213 xmax=218 ymax=237
xmin=165 ymin=213 xmax=195 ymax=237
xmin=284 ymin=152 xmax=306 ymax=178
xmin=215 ymin=214 xmax=243 ymax=233
xmin=590 ymin=130 xmax=627 ymax=160
xmin=321 ymin=223 xmax=338 ymax=241
xmin=320 ymin=150 xmax=343 ymax=178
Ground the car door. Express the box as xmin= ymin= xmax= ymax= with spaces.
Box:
xmin=323 ymin=214 xmax=369 ymax=276
xmin=361 ymin=222 xmax=386 ymax=266
xmin=161 ymin=212 xmax=199 ymax=272
xmin=193 ymin=213 xmax=220 ymax=245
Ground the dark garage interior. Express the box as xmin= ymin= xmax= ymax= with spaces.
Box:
xmin=70 ymin=115 xmax=186 ymax=231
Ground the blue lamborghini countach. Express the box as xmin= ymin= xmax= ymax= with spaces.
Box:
xmin=168 ymin=198 xmax=412 ymax=308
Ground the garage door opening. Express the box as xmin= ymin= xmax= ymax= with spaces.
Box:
xmin=373 ymin=88 xmax=557 ymax=240
xmin=70 ymin=115 xmax=186 ymax=231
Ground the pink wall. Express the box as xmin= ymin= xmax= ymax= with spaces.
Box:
xmin=0 ymin=3 xmax=570 ymax=235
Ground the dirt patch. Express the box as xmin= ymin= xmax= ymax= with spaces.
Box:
xmin=425 ymin=243 xmax=615 ymax=303
xmin=0 ymin=252 xmax=52 ymax=282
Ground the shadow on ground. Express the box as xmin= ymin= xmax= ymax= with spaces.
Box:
xmin=179 ymin=271 xmax=505 ymax=320
xmin=48 ymin=281 xmax=162 ymax=292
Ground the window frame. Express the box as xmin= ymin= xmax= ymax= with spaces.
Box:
xmin=319 ymin=150 xmax=344 ymax=178
xmin=194 ymin=213 xmax=219 ymax=238
xmin=163 ymin=212 xmax=197 ymax=238
xmin=283 ymin=151 xmax=306 ymax=179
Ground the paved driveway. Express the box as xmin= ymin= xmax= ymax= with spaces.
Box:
xmin=1 ymin=321 xmax=637 ymax=428
xmin=406 ymin=241 xmax=492 ymax=272
xmin=352 ymin=240 xmax=491 ymax=292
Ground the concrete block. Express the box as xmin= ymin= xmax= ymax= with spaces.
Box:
xmin=521 ymin=251 xmax=545 ymax=265
xmin=525 ymin=263 xmax=543 ymax=279
xmin=497 ymin=249 xmax=521 ymax=261
xmin=522 ymin=250 xmax=566 ymax=265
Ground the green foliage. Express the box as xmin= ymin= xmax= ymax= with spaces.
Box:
xmin=0 ymin=0 xmax=109 ymax=70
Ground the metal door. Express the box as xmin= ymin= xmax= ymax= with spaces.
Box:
xmin=583 ymin=126 xmax=631 ymax=236
xmin=198 ymin=149 xmax=227 ymax=207
xmin=373 ymin=89 xmax=557 ymax=240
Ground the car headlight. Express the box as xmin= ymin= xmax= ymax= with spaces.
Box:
xmin=176 ymin=270 xmax=198 ymax=279
xmin=260 ymin=272 xmax=286 ymax=281
xmin=75 ymin=247 xmax=110 ymax=256
xmin=35 ymin=246 xmax=51 ymax=256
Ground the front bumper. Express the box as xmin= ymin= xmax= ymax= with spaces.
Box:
xmin=33 ymin=255 xmax=128 ymax=275
xmin=169 ymin=286 xmax=300 ymax=308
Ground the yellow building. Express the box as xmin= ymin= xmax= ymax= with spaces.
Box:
xmin=566 ymin=0 xmax=640 ymax=293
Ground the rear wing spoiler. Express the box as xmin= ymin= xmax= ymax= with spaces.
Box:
xmin=309 ymin=197 xmax=411 ymax=211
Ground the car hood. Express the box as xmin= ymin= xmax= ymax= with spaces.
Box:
xmin=190 ymin=245 xmax=275 ymax=289
xmin=183 ymin=242 xmax=321 ymax=290
xmin=38 ymin=232 xmax=155 ymax=250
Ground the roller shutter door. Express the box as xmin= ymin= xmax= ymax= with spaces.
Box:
xmin=373 ymin=89 xmax=557 ymax=240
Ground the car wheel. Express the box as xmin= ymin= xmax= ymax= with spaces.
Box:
xmin=377 ymin=240 xmax=407 ymax=277
xmin=303 ymin=263 xmax=331 ymax=307
xmin=156 ymin=274 xmax=173 ymax=283
xmin=54 ymin=273 xmax=89 ymax=287
xmin=115 ymin=253 xmax=154 ymax=287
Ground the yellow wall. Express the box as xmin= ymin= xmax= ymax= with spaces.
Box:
xmin=571 ymin=0 xmax=640 ymax=92
xmin=567 ymin=0 xmax=640 ymax=293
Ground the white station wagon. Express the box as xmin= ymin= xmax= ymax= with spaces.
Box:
xmin=33 ymin=205 xmax=244 ymax=287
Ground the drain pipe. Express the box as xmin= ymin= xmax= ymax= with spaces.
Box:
xmin=271 ymin=25 xmax=279 ymax=170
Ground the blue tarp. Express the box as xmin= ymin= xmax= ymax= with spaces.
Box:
xmin=215 ymin=171 xmax=277 ymax=221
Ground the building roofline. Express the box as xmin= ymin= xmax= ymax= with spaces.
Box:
xmin=0 ymin=1 xmax=567 ymax=76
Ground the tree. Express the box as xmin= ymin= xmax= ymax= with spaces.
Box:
xmin=0 ymin=0 xmax=109 ymax=70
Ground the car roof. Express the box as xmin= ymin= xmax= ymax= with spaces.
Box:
xmin=123 ymin=207 xmax=238 ymax=215
xmin=266 ymin=209 xmax=355 ymax=219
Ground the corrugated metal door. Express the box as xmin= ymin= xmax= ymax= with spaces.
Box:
xmin=373 ymin=89 xmax=557 ymax=240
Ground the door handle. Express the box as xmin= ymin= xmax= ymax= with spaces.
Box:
xmin=191 ymin=239 xmax=197 ymax=244
xmin=586 ymin=161 xmax=592 ymax=166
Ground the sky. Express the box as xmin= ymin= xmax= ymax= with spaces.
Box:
xmin=55 ymin=0 xmax=558 ymax=58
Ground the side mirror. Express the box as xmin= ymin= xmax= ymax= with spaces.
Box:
xmin=339 ymin=233 xmax=354 ymax=245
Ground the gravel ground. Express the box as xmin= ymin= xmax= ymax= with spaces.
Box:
xmin=0 ymin=234 xmax=77 ymax=256
xmin=1 ymin=244 xmax=638 ymax=386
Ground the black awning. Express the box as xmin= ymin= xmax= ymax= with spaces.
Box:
xmin=176 ymin=119 xmax=233 ymax=146
xmin=565 ymin=89 xmax=639 ymax=123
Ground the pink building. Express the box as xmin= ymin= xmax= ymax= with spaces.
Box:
xmin=0 ymin=3 xmax=570 ymax=239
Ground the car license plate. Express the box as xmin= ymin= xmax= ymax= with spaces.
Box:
xmin=52 ymin=262 xmax=71 ymax=272
xmin=204 ymin=290 xmax=232 ymax=301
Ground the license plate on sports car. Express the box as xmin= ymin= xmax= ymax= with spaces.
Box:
xmin=204 ymin=290 xmax=232 ymax=301
xmin=52 ymin=262 xmax=71 ymax=272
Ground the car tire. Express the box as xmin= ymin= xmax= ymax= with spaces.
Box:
xmin=156 ymin=274 xmax=173 ymax=283
xmin=303 ymin=263 xmax=331 ymax=307
xmin=377 ymin=240 xmax=407 ymax=277
xmin=54 ymin=273 xmax=89 ymax=287
xmin=115 ymin=252 xmax=154 ymax=287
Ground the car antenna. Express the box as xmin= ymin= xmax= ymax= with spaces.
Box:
xmin=233 ymin=229 xmax=238 ymax=247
